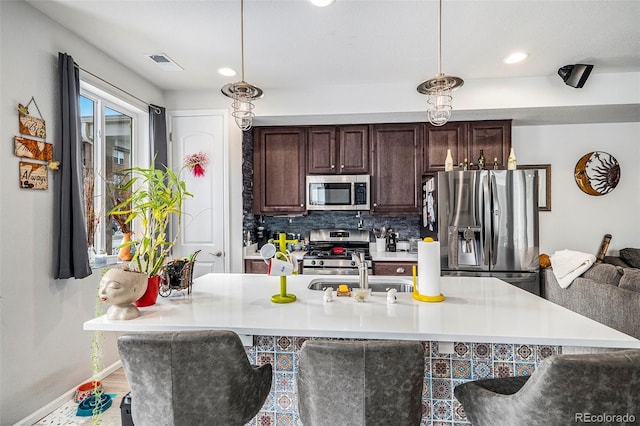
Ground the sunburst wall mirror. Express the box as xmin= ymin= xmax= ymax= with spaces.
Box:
xmin=574 ymin=151 xmax=620 ymax=196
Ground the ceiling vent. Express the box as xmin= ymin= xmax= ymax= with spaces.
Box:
xmin=146 ymin=54 xmax=183 ymax=71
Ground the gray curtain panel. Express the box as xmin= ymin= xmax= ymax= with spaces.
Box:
xmin=53 ymin=53 xmax=91 ymax=279
xmin=149 ymin=105 xmax=167 ymax=169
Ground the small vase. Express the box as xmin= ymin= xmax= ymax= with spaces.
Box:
xmin=118 ymin=232 xmax=133 ymax=261
xmin=444 ymin=149 xmax=454 ymax=172
xmin=507 ymin=147 xmax=517 ymax=170
xmin=134 ymin=275 xmax=160 ymax=307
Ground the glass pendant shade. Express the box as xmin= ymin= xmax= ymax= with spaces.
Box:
xmin=221 ymin=0 xmax=263 ymax=131
xmin=416 ymin=0 xmax=463 ymax=127
xmin=223 ymin=81 xmax=263 ymax=131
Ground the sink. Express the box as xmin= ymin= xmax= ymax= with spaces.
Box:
xmin=307 ymin=278 xmax=414 ymax=293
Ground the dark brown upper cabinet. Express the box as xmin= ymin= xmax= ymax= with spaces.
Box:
xmin=423 ymin=122 xmax=468 ymax=172
xmin=467 ymin=120 xmax=512 ymax=170
xmin=370 ymin=123 xmax=422 ymax=215
xmin=423 ymin=120 xmax=511 ymax=172
xmin=307 ymin=125 xmax=369 ymax=174
xmin=253 ymin=127 xmax=307 ymax=214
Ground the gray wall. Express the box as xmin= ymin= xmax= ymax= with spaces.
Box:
xmin=0 ymin=2 xmax=164 ymax=423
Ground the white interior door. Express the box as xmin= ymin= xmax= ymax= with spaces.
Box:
xmin=170 ymin=111 xmax=228 ymax=276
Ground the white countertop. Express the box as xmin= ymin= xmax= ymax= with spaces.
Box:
xmin=370 ymin=251 xmax=418 ymax=261
xmin=84 ymin=273 xmax=640 ymax=349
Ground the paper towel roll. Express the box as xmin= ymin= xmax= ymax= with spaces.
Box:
xmin=417 ymin=241 xmax=441 ymax=297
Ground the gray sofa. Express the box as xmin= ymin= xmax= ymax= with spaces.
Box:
xmin=542 ymin=256 xmax=640 ymax=340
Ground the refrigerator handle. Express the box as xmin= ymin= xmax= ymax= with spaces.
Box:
xmin=483 ymin=172 xmax=491 ymax=266
xmin=490 ymin=172 xmax=499 ymax=266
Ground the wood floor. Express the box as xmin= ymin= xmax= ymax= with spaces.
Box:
xmin=34 ymin=368 xmax=130 ymax=425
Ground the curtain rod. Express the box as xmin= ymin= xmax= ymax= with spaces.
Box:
xmin=76 ymin=64 xmax=162 ymax=114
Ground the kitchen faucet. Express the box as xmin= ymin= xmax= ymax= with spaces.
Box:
xmin=352 ymin=252 xmax=369 ymax=291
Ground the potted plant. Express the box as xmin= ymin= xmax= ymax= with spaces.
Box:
xmin=108 ymin=158 xmax=192 ymax=306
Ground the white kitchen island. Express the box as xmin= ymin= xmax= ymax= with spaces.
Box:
xmin=85 ymin=274 xmax=639 ymax=425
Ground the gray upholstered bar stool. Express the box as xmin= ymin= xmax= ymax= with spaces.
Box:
xmin=454 ymin=349 xmax=640 ymax=426
xmin=297 ymin=340 xmax=425 ymax=426
xmin=117 ymin=330 xmax=272 ymax=426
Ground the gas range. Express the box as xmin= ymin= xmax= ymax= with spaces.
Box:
xmin=302 ymin=229 xmax=372 ymax=275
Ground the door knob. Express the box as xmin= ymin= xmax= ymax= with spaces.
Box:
xmin=212 ymin=250 xmax=223 ymax=257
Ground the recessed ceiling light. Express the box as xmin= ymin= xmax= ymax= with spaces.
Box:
xmin=504 ymin=52 xmax=528 ymax=64
xmin=310 ymin=0 xmax=335 ymax=7
xmin=218 ymin=67 xmax=237 ymax=77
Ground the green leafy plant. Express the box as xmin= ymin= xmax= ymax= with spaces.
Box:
xmin=108 ymin=159 xmax=192 ymax=276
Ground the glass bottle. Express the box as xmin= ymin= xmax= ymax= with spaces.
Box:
xmin=477 ymin=150 xmax=485 ymax=170
xmin=507 ymin=147 xmax=517 ymax=170
xmin=444 ymin=149 xmax=454 ymax=172
xmin=493 ymin=157 xmax=499 ymax=170
xmin=463 ymin=158 xmax=469 ymax=170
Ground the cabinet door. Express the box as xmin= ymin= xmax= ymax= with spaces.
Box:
xmin=371 ymin=123 xmax=422 ymax=214
xmin=467 ymin=120 xmax=511 ymax=169
xmin=244 ymin=259 xmax=268 ymax=274
xmin=338 ymin=125 xmax=369 ymax=174
xmin=423 ymin=122 xmax=468 ymax=172
xmin=307 ymin=126 xmax=337 ymax=174
xmin=253 ymin=127 xmax=307 ymax=214
xmin=373 ymin=261 xmax=417 ymax=276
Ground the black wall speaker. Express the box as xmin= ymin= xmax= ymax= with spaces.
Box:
xmin=557 ymin=64 xmax=594 ymax=88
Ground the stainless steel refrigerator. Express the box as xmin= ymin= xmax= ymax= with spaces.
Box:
xmin=430 ymin=170 xmax=540 ymax=295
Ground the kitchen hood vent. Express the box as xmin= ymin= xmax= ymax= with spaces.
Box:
xmin=146 ymin=54 xmax=183 ymax=71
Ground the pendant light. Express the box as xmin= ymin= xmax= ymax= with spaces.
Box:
xmin=416 ymin=0 xmax=463 ymax=127
xmin=222 ymin=0 xmax=263 ymax=131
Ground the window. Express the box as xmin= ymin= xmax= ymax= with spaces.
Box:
xmin=113 ymin=149 xmax=125 ymax=165
xmin=80 ymin=83 xmax=146 ymax=258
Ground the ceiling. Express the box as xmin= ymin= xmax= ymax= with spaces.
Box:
xmin=26 ymin=0 xmax=640 ymax=123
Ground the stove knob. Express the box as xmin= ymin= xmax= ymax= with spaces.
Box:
xmin=351 ymin=260 xmax=356 ymax=266
xmin=310 ymin=260 xmax=316 ymax=266
xmin=319 ymin=260 xmax=324 ymax=266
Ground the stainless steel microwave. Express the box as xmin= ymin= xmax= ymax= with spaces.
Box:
xmin=306 ymin=175 xmax=370 ymax=211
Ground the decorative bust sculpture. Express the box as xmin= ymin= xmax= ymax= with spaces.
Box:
xmin=99 ymin=268 xmax=148 ymax=320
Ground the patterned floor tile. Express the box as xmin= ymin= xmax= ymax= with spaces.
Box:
xmin=274 ymin=372 xmax=296 ymax=393
xmin=537 ymin=345 xmax=559 ymax=362
xmin=432 ymin=400 xmax=453 ymax=421
xmin=452 ymin=360 xmax=472 ymax=379
xmin=515 ymin=344 xmax=535 ymax=362
xmin=275 ymin=392 xmax=296 ymax=412
xmin=472 ymin=343 xmax=492 ymax=360
xmin=493 ymin=343 xmax=514 ymax=361
xmin=276 ymin=352 xmax=294 ymax=372
xmin=256 ymin=335 xmax=275 ymax=351
xmin=453 ymin=342 xmax=471 ymax=360
xmin=452 ymin=398 xmax=467 ymax=422
xmin=515 ymin=362 xmax=536 ymax=376
xmin=432 ymin=378 xmax=453 ymax=400
xmin=275 ymin=412 xmax=294 ymax=426
xmin=493 ymin=361 xmax=514 ymax=378
xmin=256 ymin=351 xmax=275 ymax=367
xmin=432 ymin=358 xmax=451 ymax=378
xmin=255 ymin=411 xmax=275 ymax=426
xmin=472 ymin=361 xmax=493 ymax=379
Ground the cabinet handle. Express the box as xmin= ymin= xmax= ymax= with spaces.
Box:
xmin=396 ymin=267 xmax=405 ymax=274
xmin=300 ymin=204 xmax=304 ymax=207
xmin=373 ymin=203 xmax=378 ymax=207
xmin=331 ymin=164 xmax=335 ymax=169
xmin=340 ymin=164 xmax=344 ymax=169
